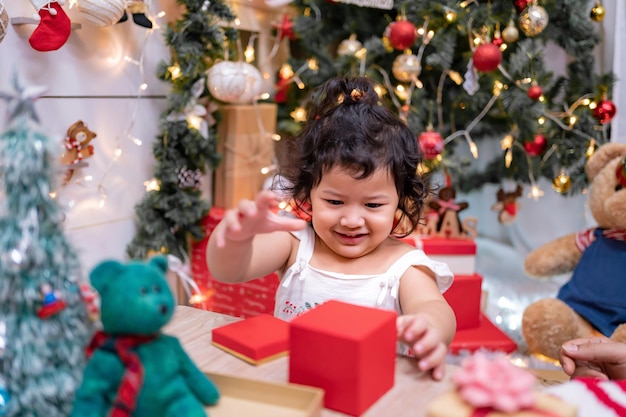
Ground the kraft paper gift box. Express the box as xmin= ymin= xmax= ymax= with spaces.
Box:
xmin=427 ymin=352 xmax=577 ymax=417
xmin=213 ymin=103 xmax=277 ymax=209
xmin=190 ymin=206 xmax=279 ymax=318
xmin=289 ymin=300 xmax=396 ymax=416
xmin=427 ymin=390 xmax=577 ymax=417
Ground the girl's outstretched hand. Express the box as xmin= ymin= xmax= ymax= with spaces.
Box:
xmin=213 ymin=191 xmax=308 ymax=247
xmin=397 ymin=314 xmax=448 ymax=381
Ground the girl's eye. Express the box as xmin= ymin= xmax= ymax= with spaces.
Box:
xmin=326 ymin=199 xmax=343 ymax=205
xmin=365 ymin=203 xmax=382 ymax=208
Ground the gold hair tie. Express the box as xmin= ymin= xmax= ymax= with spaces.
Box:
xmin=349 ymin=88 xmax=363 ymax=101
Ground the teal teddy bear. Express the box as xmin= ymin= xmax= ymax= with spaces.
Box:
xmin=70 ymin=256 xmax=219 ymax=417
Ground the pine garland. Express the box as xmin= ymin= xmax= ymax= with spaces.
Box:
xmin=126 ymin=0 xmax=238 ymax=260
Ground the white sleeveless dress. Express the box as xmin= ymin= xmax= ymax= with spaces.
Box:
xmin=274 ymin=226 xmax=454 ymax=321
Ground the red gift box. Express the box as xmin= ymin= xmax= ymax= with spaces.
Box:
xmin=190 ymin=207 xmax=279 ymax=318
xmin=289 ymin=300 xmax=396 ymax=416
xmin=414 ymin=236 xmax=476 ymax=275
xmin=443 ymin=273 xmax=483 ymax=330
xmin=212 ymin=314 xmax=290 ymax=365
xmin=449 ymin=313 xmax=517 ymax=354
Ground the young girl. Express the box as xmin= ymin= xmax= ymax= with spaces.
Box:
xmin=207 ymin=76 xmax=456 ymax=380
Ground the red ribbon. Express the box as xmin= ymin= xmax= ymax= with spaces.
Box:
xmin=436 ymin=198 xmax=461 ymax=215
xmin=64 ymin=137 xmax=83 ymax=164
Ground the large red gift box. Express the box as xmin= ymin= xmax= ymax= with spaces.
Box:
xmin=289 ymin=300 xmax=396 ymax=416
xmin=190 ymin=207 xmax=279 ymax=318
xmin=443 ymin=273 xmax=482 ymax=330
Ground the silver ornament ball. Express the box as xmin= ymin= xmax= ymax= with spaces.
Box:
xmin=518 ymin=5 xmax=549 ymax=37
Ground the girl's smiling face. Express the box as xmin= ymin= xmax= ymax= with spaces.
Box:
xmin=309 ymin=166 xmax=399 ymax=260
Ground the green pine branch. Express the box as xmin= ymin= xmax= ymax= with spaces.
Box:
xmin=126 ymin=0 xmax=238 ymax=261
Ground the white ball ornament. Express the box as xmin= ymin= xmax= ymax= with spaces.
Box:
xmin=77 ymin=0 xmax=126 ymax=27
xmin=207 ymin=61 xmax=265 ymax=104
xmin=337 ymin=34 xmax=362 ymax=57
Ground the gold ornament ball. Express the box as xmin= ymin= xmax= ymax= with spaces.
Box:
xmin=590 ymin=4 xmax=605 ymax=21
xmin=502 ymin=21 xmax=519 ymax=43
xmin=392 ymin=53 xmax=421 ymax=83
xmin=552 ymin=172 xmax=572 ymax=194
xmin=519 ymin=4 xmax=549 ymax=37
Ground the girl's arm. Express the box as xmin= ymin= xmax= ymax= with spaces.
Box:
xmin=206 ymin=191 xmax=307 ymax=283
xmin=396 ymin=267 xmax=457 ymax=380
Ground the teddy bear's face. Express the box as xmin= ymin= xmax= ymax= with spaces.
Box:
xmin=90 ymin=257 xmax=175 ymax=335
xmin=587 ymin=146 xmax=626 ymax=229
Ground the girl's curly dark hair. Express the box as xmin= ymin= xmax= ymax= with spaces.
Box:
xmin=279 ymin=76 xmax=431 ymax=237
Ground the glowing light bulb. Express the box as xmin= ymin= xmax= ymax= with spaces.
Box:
xmin=290 ymin=107 xmax=307 ymax=123
xmin=144 ymin=179 xmax=160 ymax=192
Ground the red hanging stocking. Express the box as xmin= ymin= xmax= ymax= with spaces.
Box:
xmin=28 ymin=0 xmax=71 ymax=52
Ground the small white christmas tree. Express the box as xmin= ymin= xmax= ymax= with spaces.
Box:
xmin=0 ymin=72 xmax=94 ymax=416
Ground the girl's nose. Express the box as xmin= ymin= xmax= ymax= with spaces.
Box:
xmin=340 ymin=208 xmax=365 ymax=227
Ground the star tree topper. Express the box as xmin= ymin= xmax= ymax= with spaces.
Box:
xmin=0 ymin=70 xmax=47 ymax=123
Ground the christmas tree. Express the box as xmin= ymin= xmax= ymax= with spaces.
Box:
xmin=0 ymin=74 xmax=94 ymax=416
xmin=274 ymin=0 xmax=614 ymax=199
xmin=126 ymin=0 xmax=239 ymax=261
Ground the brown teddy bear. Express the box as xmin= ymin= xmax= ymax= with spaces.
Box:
xmin=521 ymin=142 xmax=626 ymax=360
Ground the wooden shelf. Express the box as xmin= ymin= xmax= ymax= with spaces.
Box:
xmin=11 ymin=17 xmax=81 ymax=30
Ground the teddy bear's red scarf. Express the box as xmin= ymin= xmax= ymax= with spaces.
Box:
xmin=575 ymin=228 xmax=626 ymax=251
xmin=85 ymin=330 xmax=158 ymax=417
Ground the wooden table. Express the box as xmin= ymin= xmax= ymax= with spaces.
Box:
xmin=164 ymin=306 xmax=458 ymax=417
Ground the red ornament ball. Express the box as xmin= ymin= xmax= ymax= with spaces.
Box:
xmin=513 ymin=0 xmax=529 ymax=13
xmin=472 ymin=43 xmax=502 ymax=72
xmin=524 ymin=134 xmax=548 ymax=156
xmin=418 ymin=130 xmax=444 ymax=159
xmin=527 ymin=85 xmax=543 ymax=100
xmin=386 ymin=20 xmax=417 ymax=50
xmin=593 ymin=99 xmax=617 ymax=124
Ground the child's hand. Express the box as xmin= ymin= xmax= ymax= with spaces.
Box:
xmin=560 ymin=337 xmax=626 ymax=380
xmin=397 ymin=314 xmax=448 ymax=381
xmin=213 ymin=191 xmax=307 ymax=247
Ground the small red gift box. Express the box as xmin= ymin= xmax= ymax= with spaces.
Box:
xmin=414 ymin=236 xmax=476 ymax=275
xmin=190 ymin=207 xmax=279 ymax=318
xmin=443 ymin=273 xmax=483 ymax=330
xmin=289 ymin=300 xmax=396 ymax=416
xmin=212 ymin=314 xmax=290 ymax=365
